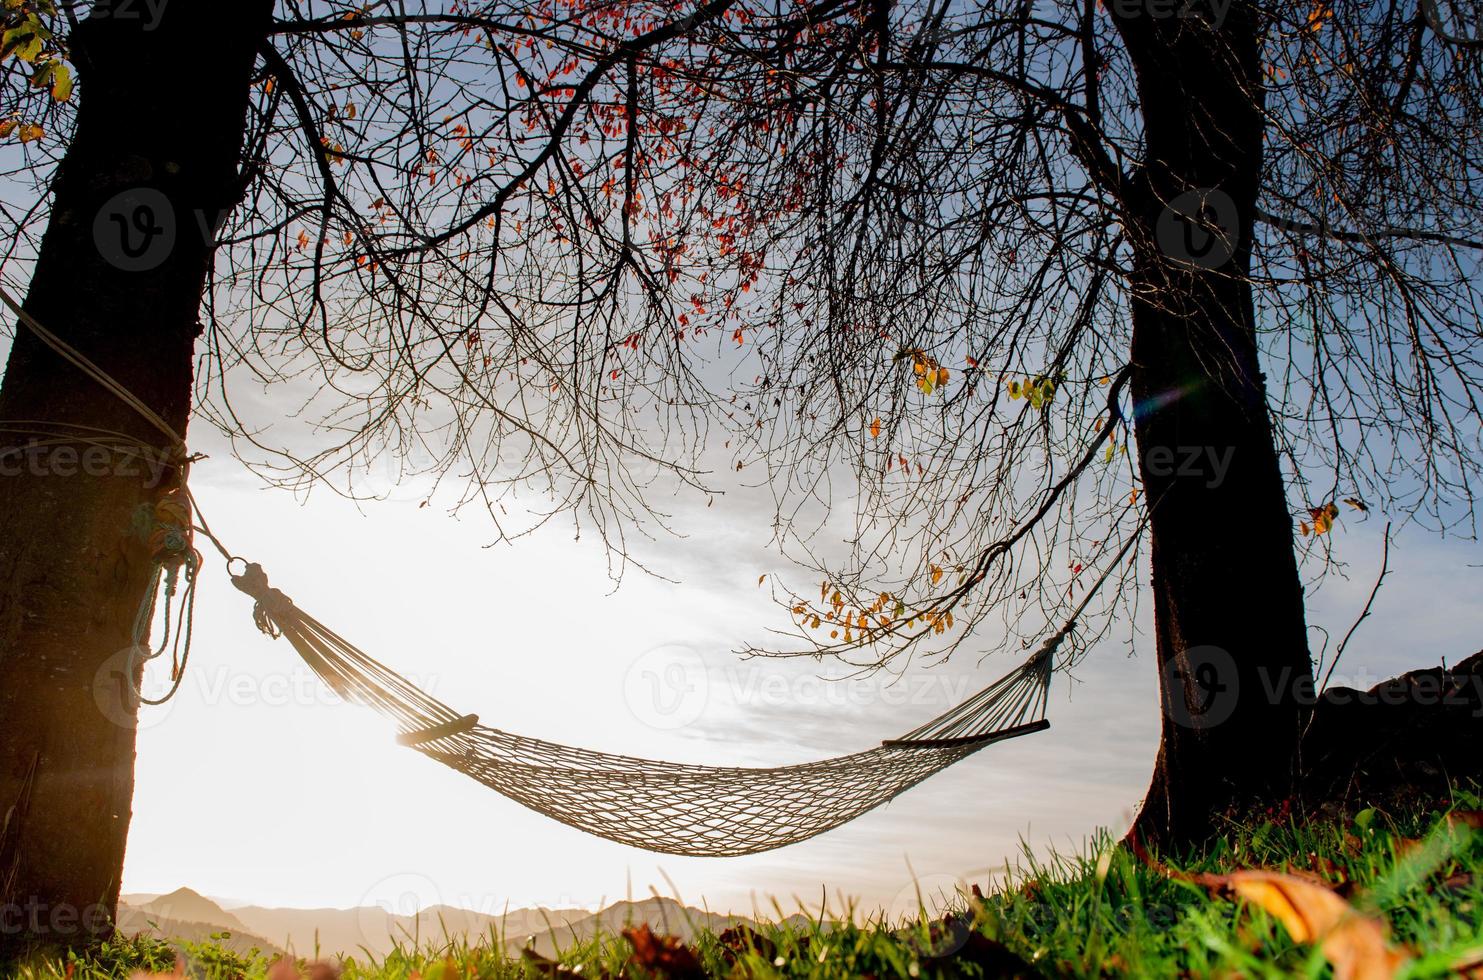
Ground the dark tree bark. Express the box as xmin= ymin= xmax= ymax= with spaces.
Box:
xmin=0 ymin=0 xmax=270 ymax=959
xmin=1111 ymin=4 xmax=1312 ymax=847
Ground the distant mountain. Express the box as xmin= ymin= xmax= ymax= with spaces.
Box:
xmin=516 ymin=896 xmax=753 ymax=959
xmin=193 ymin=899 xmax=589 ymax=959
xmin=115 ymin=889 xmax=284 ymax=959
xmin=135 ymin=888 xmax=251 ymax=934
xmin=115 ymin=889 xmax=762 ymax=962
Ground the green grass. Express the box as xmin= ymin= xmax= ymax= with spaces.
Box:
xmin=17 ymin=790 xmax=1483 ymax=978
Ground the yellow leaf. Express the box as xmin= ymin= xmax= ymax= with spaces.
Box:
xmin=1306 ymin=1 xmax=1334 ymax=33
xmin=1311 ymin=502 xmax=1340 ymax=534
xmin=1224 ymin=871 xmax=1409 ymax=980
xmin=16 ymin=122 xmax=43 ymax=143
xmin=49 ymin=62 xmax=71 ymax=101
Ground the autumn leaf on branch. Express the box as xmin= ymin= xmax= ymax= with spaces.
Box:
xmin=1006 ymin=374 xmax=1058 ymax=410
xmin=1302 ymin=502 xmax=1341 ymax=536
xmin=896 ymin=348 xmax=949 ymax=395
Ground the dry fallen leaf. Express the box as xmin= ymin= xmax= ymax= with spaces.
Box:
xmin=624 ymin=924 xmax=706 ymax=980
xmin=1448 ymin=810 xmax=1483 ymax=831
xmin=266 ymin=960 xmax=300 ymax=980
xmin=1221 ymin=871 xmax=1410 ymax=980
xmin=129 ymin=960 xmax=185 ymax=980
xmin=1451 ymin=948 xmax=1483 ymax=978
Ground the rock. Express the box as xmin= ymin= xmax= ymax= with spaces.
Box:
xmin=1301 ymin=649 xmax=1483 ymax=810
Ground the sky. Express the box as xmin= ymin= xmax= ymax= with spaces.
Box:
xmin=0 ymin=0 xmax=1476 ymax=930
xmin=102 ymin=413 xmax=1482 ymax=923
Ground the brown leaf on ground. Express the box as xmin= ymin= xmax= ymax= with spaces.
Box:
xmin=1217 ymin=871 xmax=1410 ymax=980
xmin=266 ymin=959 xmax=338 ymax=980
xmin=1307 ymin=854 xmax=1355 ymax=897
xmin=1451 ymin=948 xmax=1483 ymax=978
xmin=717 ymin=924 xmax=777 ymax=965
xmin=522 ymin=948 xmax=612 ymax=979
xmin=936 ymin=932 xmax=1044 ymax=978
xmin=1448 ymin=810 xmax=1483 ymax=830
xmin=623 ymin=924 xmax=706 ymax=980
xmin=266 ymin=959 xmax=300 ymax=980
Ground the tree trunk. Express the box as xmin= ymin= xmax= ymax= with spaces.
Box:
xmin=0 ymin=1 xmax=269 ymax=959
xmin=1111 ymin=5 xmax=1313 ymax=847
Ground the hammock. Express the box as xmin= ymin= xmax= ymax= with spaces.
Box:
xmin=0 ymin=280 xmax=1061 ymax=859
xmin=229 ymin=562 xmax=1055 ymax=856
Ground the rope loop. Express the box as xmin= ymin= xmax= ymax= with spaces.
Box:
xmin=128 ymin=553 xmax=200 ymax=706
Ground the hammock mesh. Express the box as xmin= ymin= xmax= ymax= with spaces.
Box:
xmin=230 ymin=563 xmax=1053 ymax=856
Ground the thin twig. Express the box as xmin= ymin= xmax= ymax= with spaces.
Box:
xmin=1319 ymin=521 xmax=1392 ymax=693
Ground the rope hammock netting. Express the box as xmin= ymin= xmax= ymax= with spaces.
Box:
xmin=2 ymin=281 xmax=1063 ymax=858
xmin=233 ymin=562 xmax=1056 ymax=856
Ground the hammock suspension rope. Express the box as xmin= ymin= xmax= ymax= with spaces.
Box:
xmin=2 ymin=278 xmax=1063 ymax=857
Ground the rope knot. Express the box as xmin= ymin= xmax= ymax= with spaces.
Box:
xmin=230 ymin=562 xmax=294 ymax=637
xmin=146 ymin=488 xmax=196 ymax=569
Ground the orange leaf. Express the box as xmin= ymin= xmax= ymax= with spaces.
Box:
xmin=1222 ymin=871 xmax=1409 ymax=980
xmin=869 ymin=417 xmax=881 ymax=439
xmin=1452 ymin=948 xmax=1483 ymax=978
xmin=623 ymin=924 xmax=704 ymax=977
xmin=1448 ymin=810 xmax=1483 ymax=830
